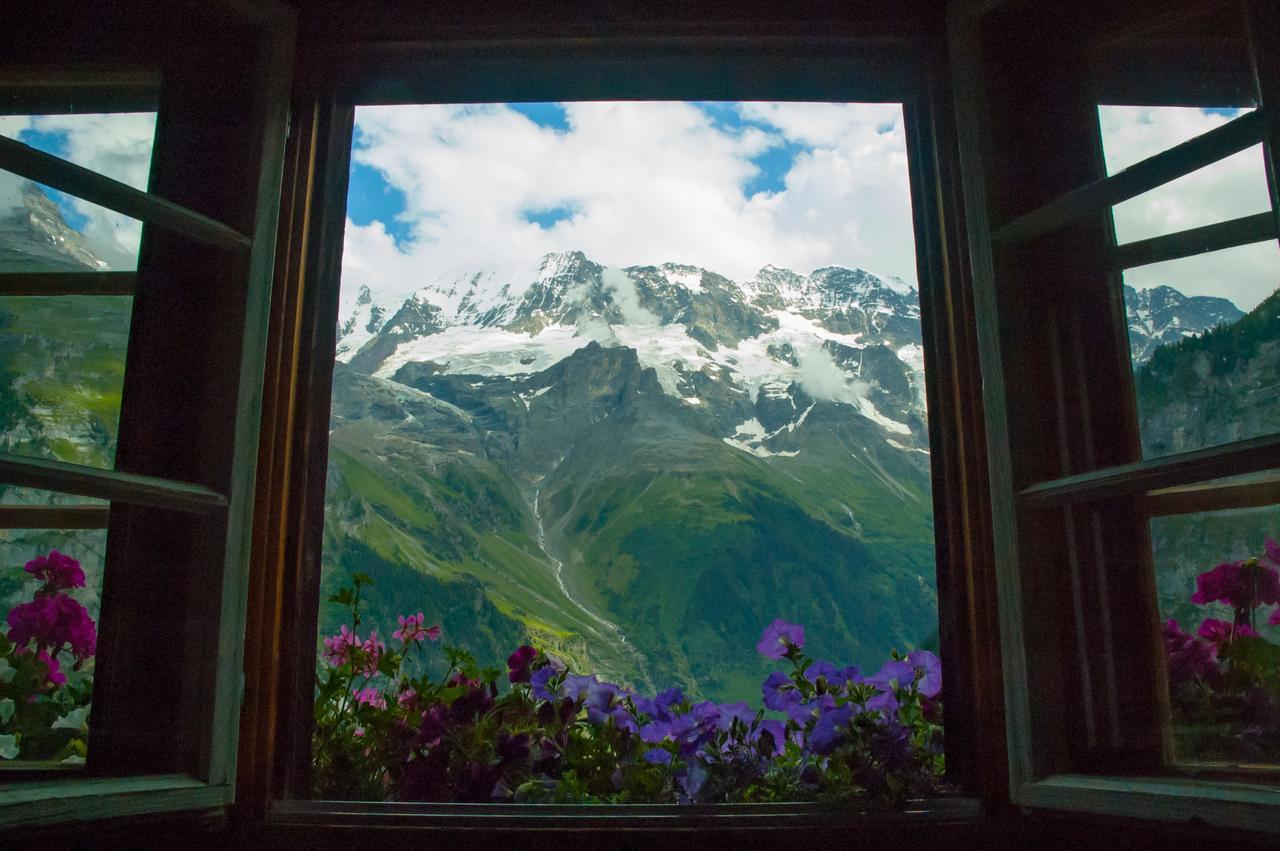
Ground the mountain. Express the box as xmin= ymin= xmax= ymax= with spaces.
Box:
xmin=1124 ymin=284 xmax=1244 ymax=364
xmin=1138 ymin=288 xmax=1280 ymax=620
xmin=325 ymin=251 xmax=936 ymax=700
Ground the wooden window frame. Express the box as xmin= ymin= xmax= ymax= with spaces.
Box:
xmin=237 ymin=6 xmax=1004 ymax=835
xmin=948 ymin=0 xmax=1280 ymax=833
xmin=0 ymin=0 xmax=293 ymax=830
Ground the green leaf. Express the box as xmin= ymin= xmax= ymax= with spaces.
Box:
xmin=1221 ymin=635 xmax=1280 ymax=674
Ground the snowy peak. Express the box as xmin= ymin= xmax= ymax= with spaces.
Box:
xmin=1124 ymin=284 xmax=1243 ymax=363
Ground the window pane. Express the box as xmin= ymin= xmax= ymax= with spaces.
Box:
xmin=314 ymin=101 xmax=945 ymax=803
xmin=0 ymin=487 xmax=105 ymax=770
xmin=1127 ymin=241 xmax=1280 ymax=458
xmin=0 ymin=294 xmax=133 ymax=469
xmin=1152 ymin=499 xmax=1280 ymax=768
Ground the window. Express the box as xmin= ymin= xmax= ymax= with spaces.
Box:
xmin=0 ymin=2 xmax=293 ymax=828
xmin=311 ymin=99 xmax=946 ymax=805
xmin=244 ymin=17 xmax=996 ymax=832
xmin=950 ymin=0 xmax=1280 ymax=831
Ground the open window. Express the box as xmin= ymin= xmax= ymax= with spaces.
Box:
xmin=241 ymin=14 xmax=998 ymax=831
xmin=949 ymin=0 xmax=1280 ymax=831
xmin=0 ymin=1 xmax=293 ymax=828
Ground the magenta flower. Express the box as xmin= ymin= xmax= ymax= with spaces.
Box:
xmin=506 ymin=645 xmax=538 ymax=683
xmin=359 ymin=631 xmax=386 ymax=675
xmin=1269 ymin=607 xmax=1280 ymax=627
xmin=1191 ymin=559 xmax=1280 ymax=611
xmin=1265 ymin=538 xmax=1280 ymax=567
xmin=37 ymin=649 xmax=66 ymax=686
xmin=6 ymin=592 xmax=97 ymax=659
xmin=352 ymin=686 xmax=386 ymax=709
xmin=1163 ymin=619 xmax=1219 ymax=685
xmin=322 ymin=625 xmax=359 ymax=667
xmin=756 ymin=619 xmax=805 ymax=659
xmin=393 ymin=612 xmax=439 ymax=644
xmin=24 ymin=550 xmax=85 ymax=591
xmin=1198 ymin=617 xmax=1259 ymax=652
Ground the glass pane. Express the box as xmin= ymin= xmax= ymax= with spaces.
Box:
xmin=1126 ymin=241 xmax=1280 ymax=458
xmin=0 ymin=487 xmax=106 ymax=769
xmin=1153 ymin=500 xmax=1280 ymax=767
xmin=0 ymin=112 xmax=155 ymax=470
xmin=315 ymin=102 xmax=944 ymax=803
xmin=0 ymin=294 xmax=133 ymax=469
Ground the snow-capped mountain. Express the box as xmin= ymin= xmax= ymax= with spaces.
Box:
xmin=337 ymin=251 xmax=929 ymax=459
xmin=1124 ymin=284 xmax=1244 ymax=363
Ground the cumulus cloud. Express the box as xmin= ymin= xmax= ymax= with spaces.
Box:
xmin=0 ymin=112 xmax=156 ymax=270
xmin=1099 ymin=106 xmax=1277 ymax=311
xmin=341 ymin=102 xmax=919 ymax=313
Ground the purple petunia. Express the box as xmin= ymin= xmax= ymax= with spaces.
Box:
xmin=762 ymin=671 xmax=801 ymax=711
xmin=804 ymin=659 xmax=839 ymax=685
xmin=869 ymin=659 xmax=914 ymax=692
xmin=530 ymin=666 xmax=558 ymax=701
xmin=907 ymin=649 xmax=942 ymax=698
xmin=756 ymin=619 xmax=805 ymax=659
xmin=754 ymin=718 xmax=788 ymax=755
xmin=809 ymin=704 xmax=855 ymax=754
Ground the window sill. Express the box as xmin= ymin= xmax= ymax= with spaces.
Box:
xmin=0 ymin=774 xmax=230 ymax=830
xmin=1018 ymin=773 xmax=1280 ymax=834
xmin=264 ymin=795 xmax=982 ymax=832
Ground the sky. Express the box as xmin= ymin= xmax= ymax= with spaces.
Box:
xmin=0 ymin=112 xmax=155 ymax=271
xmin=341 ymin=101 xmax=919 ymax=312
xmin=1098 ymin=105 xmax=1278 ymax=311
xmin=1 ymin=103 xmax=1275 ymax=312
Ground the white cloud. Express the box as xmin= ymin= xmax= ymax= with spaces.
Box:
xmin=342 ymin=102 xmax=919 ymax=312
xmin=0 ymin=112 xmax=156 ymax=270
xmin=1099 ymin=106 xmax=1277 ymax=311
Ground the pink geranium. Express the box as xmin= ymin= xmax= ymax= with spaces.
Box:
xmin=24 ymin=550 xmax=85 ymax=592
xmin=6 ymin=592 xmax=97 ymax=659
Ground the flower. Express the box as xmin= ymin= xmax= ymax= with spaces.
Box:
xmin=37 ymin=650 xmax=66 ymax=686
xmin=754 ymin=719 xmax=788 ymax=755
xmin=715 ymin=701 xmax=754 ymax=733
xmin=359 ymin=631 xmax=386 ymax=675
xmin=762 ymin=671 xmax=801 ymax=711
xmin=506 ymin=645 xmax=538 ymax=683
xmin=24 ymin=551 xmax=85 ymax=591
xmin=804 ymin=659 xmax=839 ymax=686
xmin=756 ymin=619 xmax=804 ymax=659
xmin=1197 ymin=618 xmax=1259 ymax=652
xmin=644 ymin=747 xmax=672 ymax=765
xmin=907 ymin=649 xmax=942 ymax=698
xmin=1264 ymin=538 xmax=1280 ymax=567
xmin=353 ymin=686 xmax=386 ymax=709
xmin=809 ymin=704 xmax=855 ymax=754
xmin=559 ymin=673 xmax=598 ymax=702
xmin=1163 ymin=619 xmax=1219 ymax=685
xmin=393 ymin=612 xmax=439 ymax=644
xmin=1191 ymin=559 xmax=1280 ymax=611
xmin=786 ymin=694 xmax=835 ymax=725
xmin=322 ymin=625 xmax=358 ymax=667
xmin=6 ymin=593 xmax=97 ymax=659
xmin=869 ymin=659 xmax=914 ymax=692
xmin=866 ymin=689 xmax=900 ymax=718
xmin=529 ymin=666 xmax=557 ymax=701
